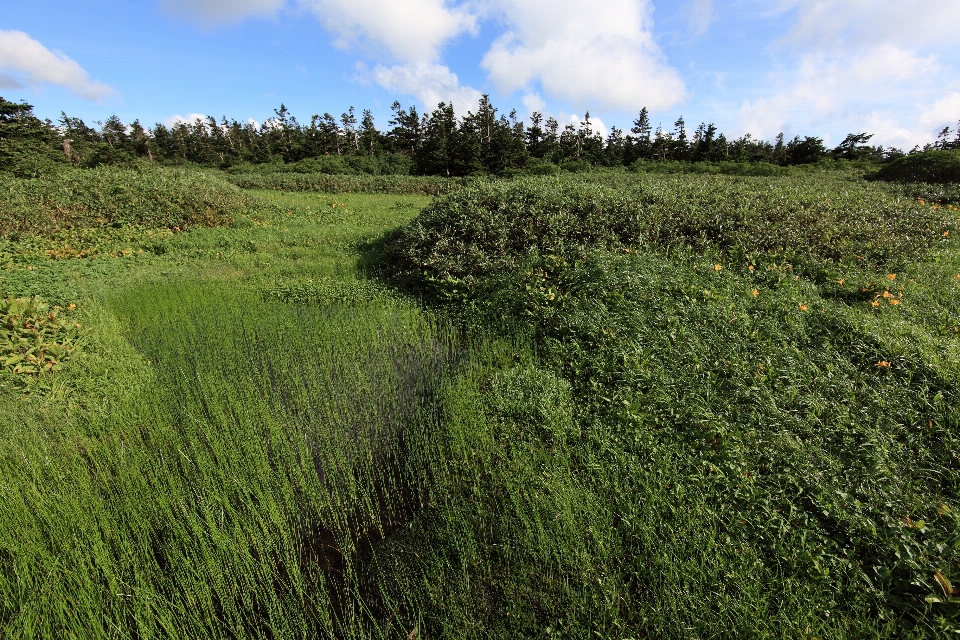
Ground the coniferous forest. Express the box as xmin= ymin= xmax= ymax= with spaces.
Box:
xmin=5 ymin=95 xmax=960 ymax=179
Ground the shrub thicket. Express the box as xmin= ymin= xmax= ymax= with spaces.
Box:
xmin=383 ymin=175 xmax=955 ymax=298
xmin=873 ymin=150 xmax=960 ymax=183
xmin=0 ymin=166 xmax=255 ymax=238
xmin=225 ymin=172 xmax=468 ymax=195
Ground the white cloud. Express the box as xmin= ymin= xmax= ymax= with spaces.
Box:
xmin=164 ymin=113 xmax=209 ymax=128
xmin=776 ymin=1 xmax=960 ymax=51
xmin=919 ymin=92 xmax=960 ymax=132
xmin=731 ymin=1 xmax=960 ymax=148
xmin=738 ymin=45 xmax=940 ymax=146
xmin=372 ymin=62 xmax=482 ymax=112
xmin=0 ymin=30 xmax=116 ymax=101
xmin=684 ymin=0 xmax=714 ymax=37
xmin=158 ymin=0 xmax=284 ymax=26
xmin=298 ymin=0 xmax=476 ymax=62
xmin=567 ymin=113 xmax=608 ymax=139
xmin=521 ymin=92 xmax=546 ymax=115
xmin=480 ymin=0 xmax=686 ymax=112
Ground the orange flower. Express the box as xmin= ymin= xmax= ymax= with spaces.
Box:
xmin=752 ymin=289 xmax=759 ymax=297
xmin=68 ymin=303 xmax=76 ymax=310
xmin=714 ymin=264 xmax=722 ymax=271
xmin=748 ymin=265 xmax=755 ymax=271
xmin=955 ymin=274 xmax=960 ymax=280
xmin=882 ymin=291 xmax=892 ymax=298
xmin=889 ymin=299 xmax=900 ymax=305
xmin=944 ymin=231 xmax=950 ymax=237
xmin=877 ymin=360 xmax=890 ymax=368
xmin=871 ymin=300 xmax=880 ymax=308
xmin=887 ymin=273 xmax=897 ymax=280
xmin=837 ymin=278 xmax=845 ymax=285
xmin=799 ymin=304 xmax=808 ymax=312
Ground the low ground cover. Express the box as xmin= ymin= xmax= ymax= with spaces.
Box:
xmin=0 ymin=167 xmax=958 ymax=637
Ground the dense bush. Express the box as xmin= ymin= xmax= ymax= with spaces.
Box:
xmin=383 ymin=175 xmax=955 ymax=297
xmin=226 ymin=153 xmax=414 ymax=176
xmin=0 ymin=166 xmax=255 ymax=237
xmin=225 ymin=172 xmax=469 ymax=195
xmin=873 ymin=150 xmax=960 ymax=183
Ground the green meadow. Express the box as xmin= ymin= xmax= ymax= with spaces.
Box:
xmin=1 ymin=164 xmax=959 ymax=637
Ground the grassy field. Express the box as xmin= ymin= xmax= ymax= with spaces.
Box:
xmin=1 ymin=166 xmax=959 ymax=637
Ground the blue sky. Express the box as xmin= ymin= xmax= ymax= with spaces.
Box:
xmin=3 ymin=0 xmax=959 ymax=150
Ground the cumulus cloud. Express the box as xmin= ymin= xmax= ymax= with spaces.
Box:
xmin=567 ymin=113 xmax=608 ymax=139
xmin=298 ymin=0 xmax=476 ymax=62
xmin=0 ymin=30 xmax=116 ymax=101
xmin=372 ymin=62 xmax=482 ymax=112
xmin=521 ymin=92 xmax=546 ymax=115
xmin=919 ymin=92 xmax=960 ymax=132
xmin=163 ymin=113 xmax=209 ymax=127
xmin=158 ymin=0 xmax=284 ymax=26
xmin=480 ymin=0 xmax=686 ymax=112
xmin=737 ymin=46 xmax=938 ymax=143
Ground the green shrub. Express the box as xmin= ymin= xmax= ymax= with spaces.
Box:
xmin=226 ymin=172 xmax=467 ymax=195
xmin=0 ymin=296 xmax=83 ymax=390
xmin=0 ymin=166 xmax=256 ymax=237
xmin=382 ymin=175 xmax=955 ymax=298
xmin=873 ymin=150 xmax=960 ymax=183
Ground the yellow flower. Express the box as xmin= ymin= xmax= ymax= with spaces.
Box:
xmin=877 ymin=360 xmax=890 ymax=368
xmin=837 ymin=278 xmax=845 ymax=285
xmin=799 ymin=304 xmax=808 ymax=312
xmin=882 ymin=291 xmax=891 ymax=298
xmin=68 ymin=303 xmax=76 ymax=310
xmin=752 ymin=289 xmax=759 ymax=297
xmin=714 ymin=264 xmax=722 ymax=271
xmin=887 ymin=273 xmax=897 ymax=280
xmin=889 ymin=299 xmax=900 ymax=305
xmin=944 ymin=231 xmax=950 ymax=237
xmin=748 ymin=265 xmax=755 ymax=271
xmin=871 ymin=300 xmax=880 ymax=308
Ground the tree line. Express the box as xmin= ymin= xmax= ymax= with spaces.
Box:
xmin=2 ymin=95 xmax=959 ymax=178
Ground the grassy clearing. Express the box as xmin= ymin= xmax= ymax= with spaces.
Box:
xmin=1 ymin=167 xmax=959 ymax=637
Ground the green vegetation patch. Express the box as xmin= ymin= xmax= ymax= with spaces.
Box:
xmin=874 ymin=150 xmax=960 ymax=184
xmin=0 ymin=296 xmax=83 ymax=391
xmin=383 ymin=175 xmax=955 ymax=301
xmin=225 ymin=171 xmax=468 ymax=195
xmin=0 ymin=165 xmax=255 ymax=238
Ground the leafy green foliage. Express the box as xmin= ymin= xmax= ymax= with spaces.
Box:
xmin=0 ymin=296 xmax=83 ymax=390
xmin=383 ymin=175 xmax=955 ymax=300
xmin=0 ymin=166 xmax=256 ymax=238
xmin=3 ymin=173 xmax=960 ymax=636
xmin=225 ymin=171 xmax=468 ymax=195
xmin=873 ymin=150 xmax=960 ymax=183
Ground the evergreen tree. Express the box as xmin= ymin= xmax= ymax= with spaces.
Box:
xmin=358 ymin=109 xmax=380 ymax=157
xmin=387 ymin=102 xmax=422 ymax=156
xmin=415 ymin=102 xmax=459 ymax=176
xmin=672 ymin=116 xmax=688 ymax=160
xmin=630 ymin=107 xmax=652 ymax=161
xmin=341 ymin=106 xmax=358 ymax=154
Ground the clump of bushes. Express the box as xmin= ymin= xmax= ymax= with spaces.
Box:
xmin=381 ymin=175 xmax=955 ymax=298
xmin=225 ymin=172 xmax=468 ymax=195
xmin=0 ymin=166 xmax=256 ymax=237
xmin=873 ymin=150 xmax=960 ymax=183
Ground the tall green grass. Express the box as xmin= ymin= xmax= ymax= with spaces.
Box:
xmin=0 ymin=281 xmax=471 ymax=637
